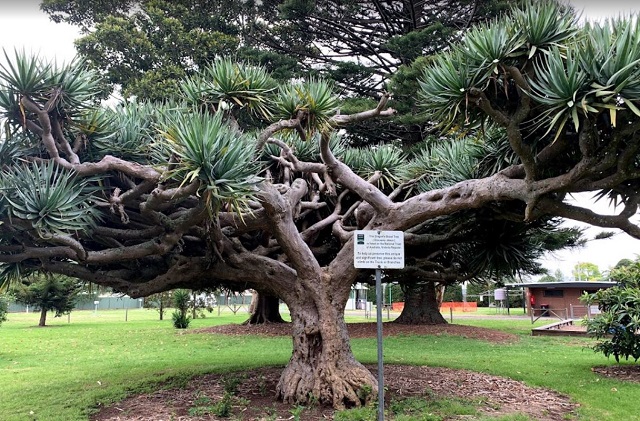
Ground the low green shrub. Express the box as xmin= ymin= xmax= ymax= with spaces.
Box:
xmin=171 ymin=310 xmax=191 ymax=329
xmin=172 ymin=289 xmax=192 ymax=329
xmin=582 ymin=259 xmax=640 ymax=362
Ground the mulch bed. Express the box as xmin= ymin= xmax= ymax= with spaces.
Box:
xmin=592 ymin=364 xmax=640 ymax=383
xmin=91 ymin=322 xmax=639 ymax=421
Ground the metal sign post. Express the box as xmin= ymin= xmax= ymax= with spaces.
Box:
xmin=354 ymin=230 xmax=404 ymax=421
xmin=375 ymin=266 xmax=384 ymax=421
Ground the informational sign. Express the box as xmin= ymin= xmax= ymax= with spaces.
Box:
xmin=353 ymin=230 xmax=405 ymax=269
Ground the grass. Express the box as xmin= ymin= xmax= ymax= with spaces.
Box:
xmin=0 ymin=308 xmax=290 ymax=421
xmin=1 ymin=307 xmax=639 ymax=420
xmin=335 ymin=395 xmax=480 ymax=421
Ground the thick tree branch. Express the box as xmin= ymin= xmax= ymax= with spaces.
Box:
xmin=537 ymin=197 xmax=640 ymax=239
xmin=0 ymin=246 xmax=79 ymax=263
xmin=256 ymin=115 xmax=305 ymax=152
xmin=330 ymin=93 xmax=396 ymax=126
xmin=320 ymin=132 xmax=394 ymax=213
xmin=259 ymin=180 xmax=321 ymax=280
xmin=267 ymin=138 xmax=327 ymax=174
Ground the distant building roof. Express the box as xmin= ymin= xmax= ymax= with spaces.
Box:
xmin=506 ymin=281 xmax=617 ymax=289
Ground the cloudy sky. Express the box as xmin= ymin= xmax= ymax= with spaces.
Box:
xmin=0 ymin=0 xmax=639 ymax=278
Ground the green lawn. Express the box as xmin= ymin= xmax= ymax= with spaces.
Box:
xmin=1 ymin=308 xmax=639 ymax=420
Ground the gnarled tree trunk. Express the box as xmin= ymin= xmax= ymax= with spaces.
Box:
xmin=244 ymin=292 xmax=286 ymax=325
xmin=276 ymin=292 xmax=377 ymax=409
xmin=394 ymin=281 xmax=447 ymax=324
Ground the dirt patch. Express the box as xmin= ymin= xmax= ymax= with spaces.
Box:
xmin=592 ymin=364 xmax=640 ymax=383
xmin=194 ymin=321 xmax=518 ymax=343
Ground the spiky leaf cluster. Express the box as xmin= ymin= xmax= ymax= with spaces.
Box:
xmin=273 ymin=79 xmax=339 ymax=133
xmin=181 ymin=58 xmax=277 ymax=119
xmin=1 ymin=161 xmax=102 ymax=237
xmin=419 ymin=0 xmax=640 ymax=140
xmin=158 ymin=110 xmax=262 ymax=214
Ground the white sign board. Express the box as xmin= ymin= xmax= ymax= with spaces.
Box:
xmin=353 ymin=230 xmax=405 ymax=269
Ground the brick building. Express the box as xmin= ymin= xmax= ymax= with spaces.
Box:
xmin=507 ymin=281 xmax=617 ymax=319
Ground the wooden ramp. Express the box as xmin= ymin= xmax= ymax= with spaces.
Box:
xmin=531 ymin=319 xmax=589 ymax=337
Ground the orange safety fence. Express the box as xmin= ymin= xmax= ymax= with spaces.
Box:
xmin=391 ymin=301 xmax=478 ymax=311
xmin=390 ymin=302 xmax=478 ymax=312
xmin=440 ymin=302 xmax=477 ymax=312
xmin=391 ymin=302 xmax=404 ymax=311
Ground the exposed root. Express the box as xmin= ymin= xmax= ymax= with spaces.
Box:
xmin=276 ymin=358 xmax=377 ymax=409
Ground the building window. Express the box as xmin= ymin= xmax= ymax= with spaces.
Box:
xmin=543 ymin=290 xmax=564 ymax=298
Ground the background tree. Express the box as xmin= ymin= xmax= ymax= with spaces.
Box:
xmin=3 ymin=1 xmax=640 ymax=408
xmin=539 ymin=269 xmax=567 ymax=282
xmin=257 ymin=0 xmax=518 ymax=144
xmin=189 ymin=290 xmax=217 ymax=319
xmin=244 ymin=290 xmax=286 ymax=325
xmin=582 ymin=256 xmax=640 ymax=362
xmin=0 ymin=294 xmax=7 ymax=326
xmin=383 ymin=133 xmax=584 ymax=324
xmin=40 ymin=0 xmax=514 ymax=144
xmin=572 ymin=262 xmax=602 ymax=282
xmin=41 ymin=0 xmax=301 ymax=102
xmin=144 ymin=291 xmax=173 ymax=320
xmin=614 ymin=257 xmax=635 ymax=269
xmin=10 ymin=273 xmax=81 ymax=327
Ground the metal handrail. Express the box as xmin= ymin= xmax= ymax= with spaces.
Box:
xmin=530 ymin=307 xmax=568 ymax=324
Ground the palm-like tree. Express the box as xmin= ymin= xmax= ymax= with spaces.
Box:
xmin=2 ymin=1 xmax=640 ymax=409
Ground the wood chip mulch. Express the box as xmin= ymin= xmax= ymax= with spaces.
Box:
xmin=592 ymin=364 xmax=640 ymax=382
xmin=92 ymin=363 xmax=580 ymax=421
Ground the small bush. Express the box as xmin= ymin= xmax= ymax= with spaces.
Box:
xmin=171 ymin=310 xmax=191 ymax=329
xmin=212 ymin=393 xmax=233 ymax=417
xmin=187 ymin=392 xmax=234 ymax=418
xmin=172 ymin=289 xmax=192 ymax=329
xmin=221 ymin=374 xmax=244 ymax=395
xmin=356 ymin=384 xmax=373 ymax=402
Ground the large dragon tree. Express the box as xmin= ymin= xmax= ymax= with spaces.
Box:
xmin=2 ymin=0 xmax=640 ymax=409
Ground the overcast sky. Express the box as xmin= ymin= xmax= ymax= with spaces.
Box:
xmin=0 ymin=1 xmax=639 ymax=278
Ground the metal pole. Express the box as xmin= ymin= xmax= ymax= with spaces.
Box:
xmin=388 ymin=284 xmax=392 ymax=320
xmin=375 ymin=268 xmax=384 ymax=421
xmin=505 ymin=286 xmax=510 ymax=315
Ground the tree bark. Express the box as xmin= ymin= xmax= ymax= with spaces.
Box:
xmin=276 ymin=293 xmax=376 ymax=409
xmin=38 ymin=308 xmax=47 ymax=327
xmin=394 ymin=281 xmax=447 ymax=325
xmin=243 ymin=292 xmax=286 ymax=324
